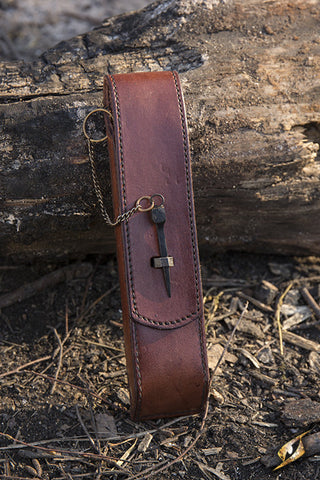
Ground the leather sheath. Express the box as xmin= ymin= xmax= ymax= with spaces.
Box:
xmin=103 ymin=71 xmax=209 ymax=420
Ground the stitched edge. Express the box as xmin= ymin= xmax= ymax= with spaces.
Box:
xmin=197 ymin=314 xmax=209 ymax=409
xmin=172 ymin=71 xmax=201 ymax=313
xmin=137 ymin=407 xmax=203 ymax=421
xmin=173 ymin=70 xmax=209 ymax=412
xmin=110 ymin=72 xmax=200 ymax=326
xmin=132 ymin=322 xmax=142 ymax=419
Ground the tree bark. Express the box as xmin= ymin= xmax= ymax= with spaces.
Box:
xmin=1 ymin=0 xmax=320 ymax=260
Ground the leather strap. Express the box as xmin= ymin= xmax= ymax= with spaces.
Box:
xmin=104 ymin=71 xmax=209 ymax=420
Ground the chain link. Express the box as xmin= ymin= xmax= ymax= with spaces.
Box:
xmin=84 ymin=108 xmax=161 ymax=226
xmin=87 ymin=139 xmax=141 ymax=226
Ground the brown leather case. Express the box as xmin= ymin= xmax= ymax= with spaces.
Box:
xmin=103 ymin=71 xmax=209 ymax=420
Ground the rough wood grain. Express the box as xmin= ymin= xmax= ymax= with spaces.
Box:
xmin=1 ymin=0 xmax=320 ymax=260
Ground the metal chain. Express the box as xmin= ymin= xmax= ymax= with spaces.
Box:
xmin=87 ymin=139 xmax=140 ymax=227
xmin=84 ymin=108 xmax=160 ymax=226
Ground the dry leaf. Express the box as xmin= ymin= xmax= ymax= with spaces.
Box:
xmin=207 ymin=343 xmax=238 ymax=374
xmin=95 ymin=413 xmax=117 ymax=439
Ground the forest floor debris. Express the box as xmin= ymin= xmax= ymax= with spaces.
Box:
xmin=0 ymin=252 xmax=320 ymax=479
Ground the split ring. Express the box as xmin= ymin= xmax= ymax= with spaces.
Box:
xmin=136 ymin=196 xmax=155 ymax=212
xmin=83 ymin=108 xmax=113 ymax=143
xmin=151 ymin=194 xmax=165 ymax=207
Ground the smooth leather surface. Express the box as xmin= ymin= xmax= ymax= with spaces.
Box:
xmin=104 ymin=71 xmax=209 ymax=420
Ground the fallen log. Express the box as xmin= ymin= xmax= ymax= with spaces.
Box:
xmin=1 ymin=0 xmax=320 ymax=261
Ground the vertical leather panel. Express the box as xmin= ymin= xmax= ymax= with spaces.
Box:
xmin=104 ymin=71 xmax=208 ymax=420
xmin=133 ymin=319 xmax=208 ymax=419
xmin=108 ymin=71 xmax=201 ymax=326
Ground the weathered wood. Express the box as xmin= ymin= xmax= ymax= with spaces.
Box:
xmin=282 ymin=398 xmax=320 ymax=427
xmin=1 ymin=0 xmax=320 ymax=260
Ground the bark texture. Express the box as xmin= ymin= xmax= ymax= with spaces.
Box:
xmin=1 ymin=0 xmax=320 ymax=260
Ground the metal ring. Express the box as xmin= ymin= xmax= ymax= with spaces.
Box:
xmin=135 ymin=196 xmax=155 ymax=212
xmin=150 ymin=193 xmax=165 ymax=207
xmin=83 ymin=108 xmax=113 ymax=143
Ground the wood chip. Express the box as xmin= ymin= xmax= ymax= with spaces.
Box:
xmin=309 ymin=351 xmax=320 ymax=373
xmin=282 ymin=398 xmax=320 ymax=427
xmin=197 ymin=462 xmax=231 ymax=480
xmin=237 ymin=347 xmax=261 ymax=369
xmin=254 ymin=280 xmax=279 ymax=305
xmin=255 ymin=345 xmax=274 ymax=365
xmin=202 ymin=447 xmax=223 ymax=456
xmin=281 ymin=304 xmax=312 ymax=330
xmin=282 ymin=330 xmax=320 ymax=352
xmin=249 ymin=370 xmax=278 ymax=386
xmin=227 ymin=317 xmax=264 ymax=339
xmin=211 ymin=388 xmax=225 ymax=404
xmin=117 ymin=388 xmax=130 ymax=405
xmin=137 ymin=432 xmax=153 ymax=453
xmin=251 ymin=421 xmax=278 ymax=428
xmin=207 ymin=343 xmax=238 ymax=374
xmin=116 ymin=439 xmax=137 ymax=467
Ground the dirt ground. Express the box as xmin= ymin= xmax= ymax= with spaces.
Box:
xmin=0 ymin=252 xmax=320 ymax=480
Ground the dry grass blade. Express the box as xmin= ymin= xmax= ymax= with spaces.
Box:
xmin=0 ymin=432 xmax=128 ymax=473
xmin=274 ymin=282 xmax=293 ymax=355
xmin=0 ymin=356 xmax=52 ymax=379
xmin=301 ymin=287 xmax=320 ymax=320
xmin=50 ymin=328 xmax=63 ymax=395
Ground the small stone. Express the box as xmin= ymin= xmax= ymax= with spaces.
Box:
xmin=256 ymin=346 xmax=274 ymax=365
xmin=264 ymin=24 xmax=274 ymax=35
xmin=254 ymin=280 xmax=278 ymax=305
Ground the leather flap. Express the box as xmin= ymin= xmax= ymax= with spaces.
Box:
xmin=104 ymin=71 xmax=203 ymax=330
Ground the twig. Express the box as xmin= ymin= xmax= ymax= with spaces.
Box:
xmin=274 ymin=282 xmax=293 ymax=355
xmin=26 ymin=370 xmax=112 ymax=404
xmin=65 ymin=300 xmax=69 ymax=336
xmin=75 ymin=405 xmax=98 ymax=452
xmin=0 ymin=263 xmax=92 ymax=309
xmin=281 ymin=330 xmax=320 ymax=352
xmin=75 ymin=284 xmax=119 ymax=324
xmin=87 ymin=395 xmax=102 ymax=458
xmin=301 ymin=287 xmax=320 ymax=320
xmin=125 ymin=303 xmax=249 ymax=480
xmin=0 ymin=355 xmax=51 ymax=379
xmin=0 ymin=432 xmax=127 ymax=473
xmin=50 ymin=328 xmax=64 ymax=395
xmin=285 ymin=275 xmax=320 ymax=286
xmin=0 ymin=417 xmax=195 ymax=452
xmin=237 ymin=291 xmax=273 ymax=313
